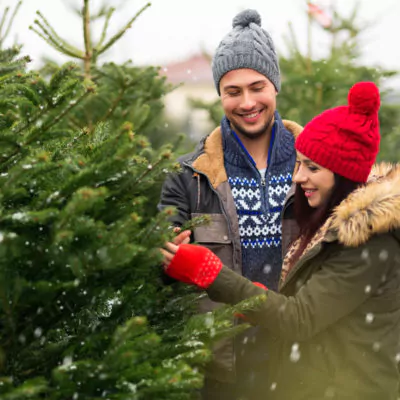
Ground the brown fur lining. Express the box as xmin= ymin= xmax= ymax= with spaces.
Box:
xmin=192 ymin=120 xmax=303 ymax=189
xmin=192 ymin=126 xmax=227 ymax=189
xmin=282 ymin=119 xmax=303 ymax=140
xmin=330 ymin=163 xmax=400 ymax=247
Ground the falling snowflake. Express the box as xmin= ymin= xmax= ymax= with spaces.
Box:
xmin=379 ymin=250 xmax=389 ymax=261
xmin=290 ymin=342 xmax=301 ymax=363
xmin=263 ymin=264 xmax=272 ymax=274
xmin=365 ymin=313 xmax=374 ymax=324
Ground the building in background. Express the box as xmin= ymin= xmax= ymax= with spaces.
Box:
xmin=159 ymin=53 xmax=217 ymax=140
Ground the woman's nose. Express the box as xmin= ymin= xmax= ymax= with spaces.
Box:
xmin=293 ymin=166 xmax=307 ymax=184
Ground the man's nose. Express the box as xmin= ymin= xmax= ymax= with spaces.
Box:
xmin=240 ymin=91 xmax=256 ymax=110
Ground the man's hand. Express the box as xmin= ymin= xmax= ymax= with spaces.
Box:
xmin=172 ymin=227 xmax=191 ymax=245
xmin=160 ymin=241 xmax=179 ymax=268
xmin=158 ymin=229 xmax=191 ymax=285
xmin=160 ymin=229 xmax=190 ymax=269
xmin=160 ymin=228 xmax=191 ymax=269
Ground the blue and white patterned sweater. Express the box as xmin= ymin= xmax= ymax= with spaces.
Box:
xmin=222 ymin=113 xmax=296 ymax=291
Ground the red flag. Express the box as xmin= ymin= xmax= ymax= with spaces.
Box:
xmin=307 ymin=2 xmax=332 ymax=28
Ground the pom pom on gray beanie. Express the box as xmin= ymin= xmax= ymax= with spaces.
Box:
xmin=212 ymin=9 xmax=281 ymax=95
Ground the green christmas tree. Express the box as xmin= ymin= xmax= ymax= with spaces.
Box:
xmin=30 ymin=0 xmax=184 ymax=149
xmin=0 ymin=2 xmax=259 ymax=398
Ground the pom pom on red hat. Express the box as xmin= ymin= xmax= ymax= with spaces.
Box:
xmin=348 ymin=81 xmax=380 ymax=116
xmin=295 ymin=81 xmax=381 ymax=183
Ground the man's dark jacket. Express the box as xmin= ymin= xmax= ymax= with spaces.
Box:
xmin=158 ymin=117 xmax=302 ymax=382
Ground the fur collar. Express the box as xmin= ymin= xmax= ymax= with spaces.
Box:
xmin=329 ymin=163 xmax=400 ymax=247
xmin=192 ymin=119 xmax=303 ymax=189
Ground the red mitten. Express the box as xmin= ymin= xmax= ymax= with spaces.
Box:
xmin=166 ymin=244 xmax=223 ymax=289
xmin=235 ymin=281 xmax=267 ymax=321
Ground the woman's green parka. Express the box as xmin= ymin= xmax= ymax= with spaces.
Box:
xmin=207 ymin=163 xmax=400 ymax=400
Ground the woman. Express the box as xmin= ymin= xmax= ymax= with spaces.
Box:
xmin=161 ymin=82 xmax=400 ymax=400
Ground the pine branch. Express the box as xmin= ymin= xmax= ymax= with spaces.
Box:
xmin=137 ymin=208 xmax=166 ymax=244
xmin=12 ymin=102 xmax=49 ymax=135
xmin=91 ymin=65 xmax=121 ymax=83
xmin=83 ymin=0 xmax=92 ymax=78
xmin=30 ymin=12 xmax=84 ymax=59
xmin=67 ymin=115 xmax=84 ymax=131
xmin=0 ymin=57 xmax=30 ymax=80
xmin=0 ymin=6 xmax=9 ymax=45
xmin=25 ymin=89 xmax=93 ymax=145
xmin=100 ymin=86 xmax=126 ymax=122
xmin=35 ymin=11 xmax=83 ymax=56
xmin=29 ymin=25 xmax=81 ymax=60
xmin=129 ymin=156 xmax=164 ymax=194
xmin=0 ymin=287 xmax=15 ymax=335
xmin=97 ymin=3 xmax=151 ymax=56
xmin=95 ymin=7 xmax=115 ymax=51
xmin=0 ymin=45 xmax=20 ymax=63
xmin=2 ymin=1 xmax=22 ymax=46
xmin=89 ymin=5 xmax=110 ymax=21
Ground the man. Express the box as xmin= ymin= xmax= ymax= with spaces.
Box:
xmin=159 ymin=8 xmax=302 ymax=400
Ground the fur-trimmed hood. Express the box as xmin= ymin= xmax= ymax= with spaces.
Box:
xmin=329 ymin=163 xmax=400 ymax=247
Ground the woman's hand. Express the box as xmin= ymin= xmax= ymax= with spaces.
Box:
xmin=160 ymin=243 xmax=223 ymax=289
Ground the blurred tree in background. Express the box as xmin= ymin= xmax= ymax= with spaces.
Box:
xmin=278 ymin=3 xmax=400 ymax=162
xmin=0 ymin=1 xmax=247 ymax=398
xmin=192 ymin=4 xmax=400 ymax=161
xmin=30 ymin=0 xmax=192 ymax=150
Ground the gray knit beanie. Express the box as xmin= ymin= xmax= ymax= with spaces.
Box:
xmin=212 ymin=9 xmax=281 ymax=95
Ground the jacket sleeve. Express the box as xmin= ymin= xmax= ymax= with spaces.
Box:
xmin=158 ymin=168 xmax=192 ymax=228
xmin=207 ymin=234 xmax=395 ymax=341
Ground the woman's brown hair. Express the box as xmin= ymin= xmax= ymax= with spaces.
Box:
xmin=288 ymin=174 xmax=362 ymax=268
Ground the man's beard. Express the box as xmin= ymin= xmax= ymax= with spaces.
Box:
xmin=231 ymin=114 xmax=274 ymax=140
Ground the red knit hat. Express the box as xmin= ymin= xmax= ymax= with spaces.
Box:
xmin=295 ymin=82 xmax=381 ymax=182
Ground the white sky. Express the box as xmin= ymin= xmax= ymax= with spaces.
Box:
xmin=3 ymin=0 xmax=400 ymax=81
